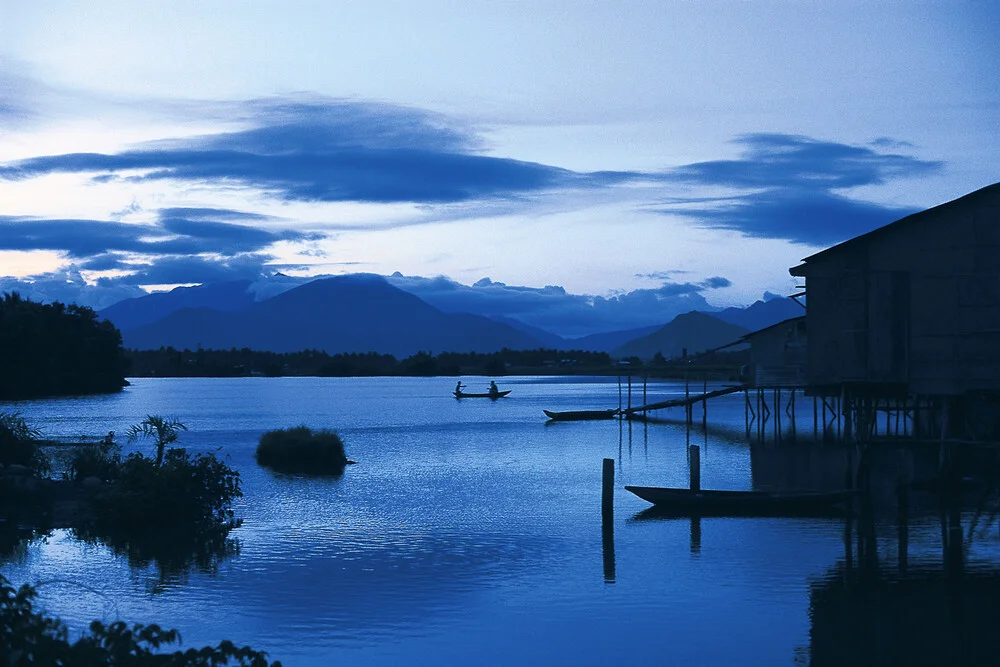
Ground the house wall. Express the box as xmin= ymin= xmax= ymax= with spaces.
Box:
xmin=746 ymin=318 xmax=807 ymax=387
xmin=798 ymin=192 xmax=1000 ymax=395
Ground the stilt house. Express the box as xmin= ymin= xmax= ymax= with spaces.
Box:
xmin=740 ymin=316 xmax=807 ymax=388
xmin=789 ymin=182 xmax=1000 ymax=440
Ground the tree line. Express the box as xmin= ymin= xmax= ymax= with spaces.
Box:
xmin=126 ymin=347 xmax=614 ymax=378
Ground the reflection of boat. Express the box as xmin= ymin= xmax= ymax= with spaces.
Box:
xmin=625 ymin=485 xmax=854 ymax=516
xmin=453 ymin=390 xmax=511 ymax=399
xmin=543 ymin=408 xmax=619 ymax=421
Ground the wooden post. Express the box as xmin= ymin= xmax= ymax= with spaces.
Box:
xmin=685 ymin=373 xmax=691 ymax=425
xmin=702 ymin=375 xmax=708 ymax=427
xmin=744 ymin=389 xmax=750 ymax=437
xmin=602 ymin=458 xmax=615 ymax=521
xmin=618 ymin=376 xmax=622 ymax=414
xmin=643 ymin=375 xmax=647 ymax=417
xmin=774 ymin=388 xmax=780 ymax=442
xmin=689 ymin=444 xmax=701 ymax=492
xmin=601 ymin=458 xmax=616 ymax=583
xmin=627 ymin=375 xmax=632 ymax=413
xmin=813 ymin=396 xmax=818 ymax=439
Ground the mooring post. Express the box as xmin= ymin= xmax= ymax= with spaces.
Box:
xmin=627 ymin=375 xmax=632 ymax=413
xmin=618 ymin=376 xmax=622 ymax=414
xmin=602 ymin=458 xmax=615 ymax=521
xmin=601 ymin=458 xmax=616 ymax=583
xmin=643 ymin=375 xmax=647 ymax=417
xmin=685 ymin=372 xmax=691 ymax=424
xmin=702 ymin=374 xmax=708 ymax=427
xmin=689 ymin=444 xmax=701 ymax=492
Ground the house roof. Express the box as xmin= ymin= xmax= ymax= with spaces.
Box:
xmin=790 ymin=181 xmax=1000 ymax=272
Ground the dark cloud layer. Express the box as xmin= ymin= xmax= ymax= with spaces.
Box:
xmin=660 ymin=133 xmax=942 ymax=245
xmin=0 ymin=98 xmax=641 ymax=204
xmin=0 ymin=208 xmax=321 ymax=259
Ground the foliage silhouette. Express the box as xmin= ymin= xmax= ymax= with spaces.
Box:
xmin=126 ymin=416 xmax=188 ymax=467
xmin=256 ymin=426 xmax=349 ymax=475
xmin=1 ymin=574 xmax=281 ymax=665
xmin=0 ymin=292 xmax=127 ymax=399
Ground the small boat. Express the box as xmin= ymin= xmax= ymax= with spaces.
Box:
xmin=543 ymin=408 xmax=619 ymax=421
xmin=453 ymin=390 xmax=511 ymax=399
xmin=625 ymin=485 xmax=854 ymax=516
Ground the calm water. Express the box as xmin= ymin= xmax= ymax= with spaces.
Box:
xmin=2 ymin=377 xmax=998 ymax=665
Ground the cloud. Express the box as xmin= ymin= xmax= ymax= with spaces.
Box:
xmin=104 ymin=253 xmax=273 ymax=285
xmin=0 ymin=97 xmax=642 ymax=205
xmin=659 ymin=133 xmax=942 ymax=245
xmin=385 ymin=273 xmax=721 ymax=337
xmin=0 ymin=207 xmax=322 ymax=259
xmin=700 ymin=276 xmax=732 ymax=289
xmin=0 ymin=269 xmax=146 ymax=310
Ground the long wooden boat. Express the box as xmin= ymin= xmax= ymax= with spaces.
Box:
xmin=625 ymin=485 xmax=854 ymax=516
xmin=453 ymin=390 xmax=511 ymax=399
xmin=543 ymin=408 xmax=619 ymax=421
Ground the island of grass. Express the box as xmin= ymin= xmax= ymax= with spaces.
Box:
xmin=256 ymin=426 xmax=351 ymax=475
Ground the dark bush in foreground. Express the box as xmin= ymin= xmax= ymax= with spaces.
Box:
xmin=1 ymin=574 xmax=280 ymax=666
xmin=256 ymin=427 xmax=349 ymax=474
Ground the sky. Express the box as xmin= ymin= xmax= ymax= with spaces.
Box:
xmin=1 ymin=1 xmax=998 ymax=326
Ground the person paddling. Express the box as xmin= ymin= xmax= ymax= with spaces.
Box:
xmin=456 ymin=380 xmax=465 ymax=395
xmin=488 ymin=380 xmax=499 ymax=398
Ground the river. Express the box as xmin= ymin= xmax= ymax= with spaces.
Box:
xmin=2 ymin=376 xmax=998 ymax=665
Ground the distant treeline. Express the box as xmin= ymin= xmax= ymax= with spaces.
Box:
xmin=1 ymin=293 xmax=127 ymax=400
xmin=126 ymin=347 xmax=615 ymax=378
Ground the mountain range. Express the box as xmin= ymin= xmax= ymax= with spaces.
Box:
xmin=100 ymin=274 xmax=803 ymax=357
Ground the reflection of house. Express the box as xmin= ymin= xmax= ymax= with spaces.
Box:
xmin=741 ymin=316 xmax=806 ymax=388
xmin=789 ymin=182 xmax=1000 ymax=440
xmin=810 ymin=564 xmax=1000 ymax=667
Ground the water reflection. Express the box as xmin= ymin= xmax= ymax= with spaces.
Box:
xmin=72 ymin=524 xmax=240 ymax=592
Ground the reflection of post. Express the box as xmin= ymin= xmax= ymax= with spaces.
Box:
xmin=897 ymin=477 xmax=909 ymax=575
xmin=690 ymin=515 xmax=702 ymax=554
xmin=844 ymin=510 xmax=854 ymax=572
xmin=689 ymin=444 xmax=701 ymax=492
xmin=601 ymin=458 xmax=616 ymax=583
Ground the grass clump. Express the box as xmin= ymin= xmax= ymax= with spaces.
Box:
xmin=256 ymin=426 xmax=349 ymax=475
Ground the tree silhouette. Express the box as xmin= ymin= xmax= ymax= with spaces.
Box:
xmin=126 ymin=416 xmax=188 ymax=467
xmin=0 ymin=293 xmax=127 ymax=399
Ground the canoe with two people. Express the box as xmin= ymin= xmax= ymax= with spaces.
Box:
xmin=453 ymin=380 xmax=510 ymax=399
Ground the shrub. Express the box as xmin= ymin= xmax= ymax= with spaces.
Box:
xmin=0 ymin=411 xmax=49 ymax=475
xmin=1 ymin=574 xmax=281 ymax=665
xmin=96 ymin=448 xmax=242 ymax=532
xmin=256 ymin=426 xmax=348 ymax=475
